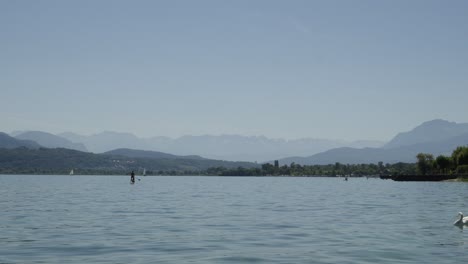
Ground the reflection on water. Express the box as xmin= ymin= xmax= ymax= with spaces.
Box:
xmin=1 ymin=175 xmax=468 ymax=263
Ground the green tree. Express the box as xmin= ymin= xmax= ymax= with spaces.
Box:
xmin=451 ymin=146 xmax=468 ymax=166
xmin=416 ymin=153 xmax=434 ymax=175
xmin=435 ymin=155 xmax=451 ymax=174
xmin=457 ymin=147 xmax=468 ymax=166
xmin=261 ymin=163 xmax=276 ymax=175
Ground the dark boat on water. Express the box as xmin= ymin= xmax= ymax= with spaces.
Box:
xmin=391 ymin=174 xmax=458 ymax=182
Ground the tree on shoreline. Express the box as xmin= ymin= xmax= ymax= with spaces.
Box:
xmin=435 ymin=155 xmax=451 ymax=174
xmin=451 ymin=146 xmax=468 ymax=174
xmin=416 ymin=146 xmax=468 ymax=175
xmin=416 ymin=153 xmax=434 ymax=176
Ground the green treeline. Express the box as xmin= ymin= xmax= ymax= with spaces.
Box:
xmin=203 ymin=161 xmax=416 ymax=177
xmin=211 ymin=146 xmax=468 ymax=177
xmin=416 ymin=146 xmax=468 ymax=175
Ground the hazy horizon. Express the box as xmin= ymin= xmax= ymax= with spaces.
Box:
xmin=2 ymin=1 xmax=468 ymax=141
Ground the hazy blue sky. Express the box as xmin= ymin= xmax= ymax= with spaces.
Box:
xmin=1 ymin=0 xmax=468 ymax=141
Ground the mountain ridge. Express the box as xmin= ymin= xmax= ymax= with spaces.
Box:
xmin=58 ymin=132 xmax=384 ymax=162
xmin=0 ymin=147 xmax=259 ymax=174
xmin=279 ymin=119 xmax=468 ymax=165
xmin=0 ymin=132 xmax=42 ymax=149
xmin=104 ymin=148 xmax=206 ymax=161
xmin=384 ymin=119 xmax=468 ymax=149
xmin=15 ymin=131 xmax=88 ymax=152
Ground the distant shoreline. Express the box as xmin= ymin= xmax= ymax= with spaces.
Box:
xmin=2 ymin=173 xmax=468 ymax=182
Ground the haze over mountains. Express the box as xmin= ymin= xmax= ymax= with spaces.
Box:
xmin=3 ymin=130 xmax=382 ymax=162
xmin=56 ymin=132 xmax=383 ymax=162
xmin=2 ymin=119 xmax=468 ymax=165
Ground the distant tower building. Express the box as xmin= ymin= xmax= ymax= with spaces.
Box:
xmin=274 ymin=160 xmax=279 ymax=168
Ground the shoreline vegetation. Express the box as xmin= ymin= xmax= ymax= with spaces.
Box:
xmin=1 ymin=146 xmax=467 ymax=181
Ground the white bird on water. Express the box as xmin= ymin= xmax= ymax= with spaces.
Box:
xmin=454 ymin=212 xmax=468 ymax=226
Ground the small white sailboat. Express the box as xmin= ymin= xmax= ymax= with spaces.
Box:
xmin=69 ymin=169 xmax=74 ymax=175
xmin=143 ymin=168 xmax=146 ymax=176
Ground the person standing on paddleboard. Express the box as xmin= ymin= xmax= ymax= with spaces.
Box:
xmin=130 ymin=171 xmax=135 ymax=184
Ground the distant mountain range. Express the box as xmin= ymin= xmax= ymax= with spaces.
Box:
xmin=279 ymin=119 xmax=468 ymax=165
xmin=2 ymin=119 xmax=467 ymax=166
xmin=56 ymin=132 xmax=383 ymax=162
xmin=0 ymin=132 xmax=258 ymax=173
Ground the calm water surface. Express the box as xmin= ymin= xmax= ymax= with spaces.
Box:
xmin=1 ymin=175 xmax=468 ymax=263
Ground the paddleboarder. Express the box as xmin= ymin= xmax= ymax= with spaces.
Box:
xmin=130 ymin=170 xmax=135 ymax=184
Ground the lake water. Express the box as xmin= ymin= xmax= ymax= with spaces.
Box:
xmin=1 ymin=175 xmax=468 ymax=263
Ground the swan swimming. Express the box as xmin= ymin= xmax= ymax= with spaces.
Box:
xmin=454 ymin=212 xmax=468 ymax=226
